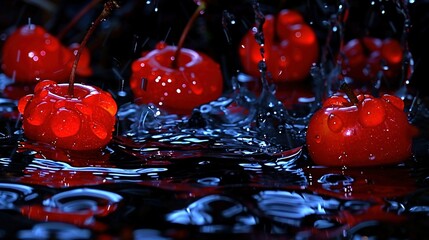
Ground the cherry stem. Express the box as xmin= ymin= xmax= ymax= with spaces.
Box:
xmin=68 ymin=0 xmax=119 ymax=97
xmin=171 ymin=2 xmax=206 ymax=69
xmin=57 ymin=0 xmax=101 ymax=41
xmin=340 ymin=82 xmax=359 ymax=105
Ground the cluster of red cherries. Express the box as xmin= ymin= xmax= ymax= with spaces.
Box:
xmin=0 ymin=1 xmax=418 ymax=167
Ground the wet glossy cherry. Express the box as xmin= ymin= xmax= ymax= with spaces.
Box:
xmin=306 ymin=92 xmax=417 ymax=167
xmin=18 ymin=80 xmax=117 ymax=151
xmin=341 ymin=37 xmax=403 ymax=82
xmin=239 ymin=9 xmax=319 ymax=82
xmin=1 ymin=24 xmax=91 ymax=83
xmin=130 ymin=42 xmax=223 ymax=115
xmin=16 ymin=1 xmax=118 ymax=151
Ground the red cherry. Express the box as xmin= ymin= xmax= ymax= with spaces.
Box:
xmin=341 ymin=37 xmax=403 ymax=83
xmin=130 ymin=42 xmax=223 ymax=115
xmin=239 ymin=10 xmax=319 ymax=82
xmin=276 ymin=9 xmax=305 ymax=39
xmin=1 ymin=24 xmax=92 ymax=83
xmin=306 ymin=92 xmax=417 ymax=167
xmin=18 ymin=80 xmax=117 ymax=151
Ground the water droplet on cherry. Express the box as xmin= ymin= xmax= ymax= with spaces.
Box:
xmin=358 ymin=98 xmax=386 ymax=127
xmin=382 ymin=94 xmax=404 ymax=111
xmin=50 ymin=109 xmax=81 ymax=138
xmin=75 ymin=103 xmax=93 ymax=116
xmin=27 ymin=102 xmax=51 ymax=126
xmin=91 ymin=122 xmax=108 ymax=140
xmin=327 ymin=113 xmax=343 ymax=132
xmin=18 ymin=95 xmax=33 ymax=113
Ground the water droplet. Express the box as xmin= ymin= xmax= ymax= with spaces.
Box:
xmin=27 ymin=102 xmax=51 ymax=126
xmin=17 ymin=95 xmax=33 ymax=114
xmin=54 ymin=100 xmax=66 ymax=109
xmin=91 ymin=121 xmax=108 ymax=140
xmin=75 ymin=103 xmax=93 ymax=116
xmin=338 ymin=151 xmax=348 ymax=161
xmin=50 ymin=109 xmax=81 ymax=138
xmin=327 ymin=113 xmax=343 ymax=132
xmin=358 ymin=98 xmax=386 ymax=127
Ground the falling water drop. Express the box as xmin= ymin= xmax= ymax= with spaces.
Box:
xmin=222 ymin=10 xmax=235 ymax=44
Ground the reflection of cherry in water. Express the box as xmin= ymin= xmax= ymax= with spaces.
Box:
xmin=304 ymin=166 xmax=413 ymax=229
xmin=17 ymin=140 xmax=112 ymax=166
xmin=1 ymin=24 xmax=92 ymax=100
xmin=304 ymin=166 xmax=416 ymax=200
xmin=21 ymin=188 xmax=123 ymax=231
xmin=239 ymin=9 xmax=319 ymax=82
xmin=17 ymin=1 xmax=119 ymax=151
xmin=21 ymin=168 xmax=107 ymax=188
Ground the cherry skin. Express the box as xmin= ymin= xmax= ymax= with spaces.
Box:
xmin=239 ymin=9 xmax=319 ymax=82
xmin=341 ymin=37 xmax=403 ymax=83
xmin=18 ymin=80 xmax=117 ymax=151
xmin=306 ymin=93 xmax=417 ymax=167
xmin=1 ymin=24 xmax=91 ymax=83
xmin=130 ymin=42 xmax=223 ymax=115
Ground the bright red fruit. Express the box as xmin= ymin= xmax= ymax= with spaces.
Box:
xmin=130 ymin=42 xmax=223 ymax=115
xmin=239 ymin=9 xmax=319 ymax=82
xmin=1 ymin=24 xmax=92 ymax=83
xmin=306 ymin=93 xmax=417 ymax=167
xmin=18 ymin=80 xmax=117 ymax=151
xmin=341 ymin=37 xmax=403 ymax=82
